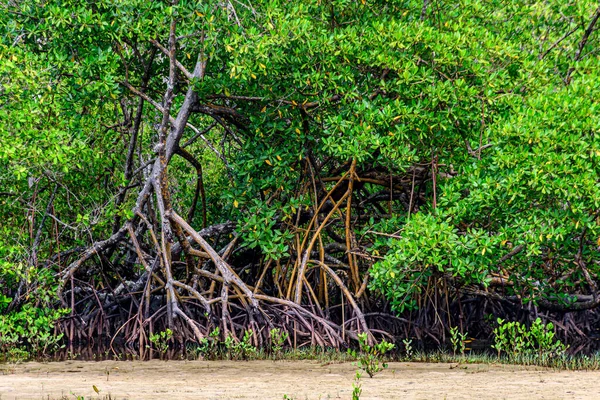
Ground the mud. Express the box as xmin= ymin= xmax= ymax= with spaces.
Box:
xmin=1 ymin=360 xmax=599 ymax=399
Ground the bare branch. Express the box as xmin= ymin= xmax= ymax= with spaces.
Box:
xmin=566 ymin=6 xmax=600 ymax=84
xmin=150 ymin=39 xmax=194 ymax=81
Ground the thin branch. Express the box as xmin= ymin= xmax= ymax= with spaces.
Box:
xmin=566 ymin=6 xmax=600 ymax=84
xmin=181 ymin=122 xmax=217 ymax=148
xmin=150 ymin=39 xmax=194 ymax=80
xmin=121 ymin=81 xmax=166 ymax=116
xmin=185 ymin=122 xmax=231 ymax=169
xmin=539 ymin=26 xmax=579 ymax=60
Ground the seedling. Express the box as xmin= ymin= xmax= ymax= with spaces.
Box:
xmin=450 ymin=326 xmax=468 ymax=356
xmin=402 ymin=338 xmax=413 ymax=359
xmin=347 ymin=333 xmax=395 ymax=378
xmin=148 ymin=328 xmax=173 ymax=358
xmin=352 ymin=370 xmax=362 ymax=400
xmin=270 ymin=328 xmax=289 ymax=355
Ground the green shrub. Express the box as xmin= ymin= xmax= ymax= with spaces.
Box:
xmin=492 ymin=318 xmax=567 ymax=360
xmin=222 ymin=330 xmax=257 ymax=360
xmin=0 ymin=304 xmax=67 ymax=360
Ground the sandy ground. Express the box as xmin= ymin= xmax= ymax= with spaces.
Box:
xmin=1 ymin=360 xmax=599 ymax=400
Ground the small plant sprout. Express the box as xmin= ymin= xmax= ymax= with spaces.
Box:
xmin=148 ymin=328 xmax=173 ymax=358
xmin=529 ymin=318 xmax=567 ymax=358
xmin=270 ymin=328 xmax=289 ymax=355
xmin=347 ymin=332 xmax=395 ymax=378
xmin=238 ymin=329 xmax=258 ymax=360
xmin=352 ymin=370 xmax=362 ymax=400
xmin=492 ymin=318 xmax=509 ymax=358
xmin=402 ymin=338 xmax=413 ymax=359
xmin=224 ymin=330 xmax=257 ymax=360
xmin=450 ymin=326 xmax=468 ymax=356
xmin=197 ymin=327 xmax=221 ymax=359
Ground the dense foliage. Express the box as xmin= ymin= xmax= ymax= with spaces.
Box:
xmin=2 ymin=0 xmax=600 ymax=356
